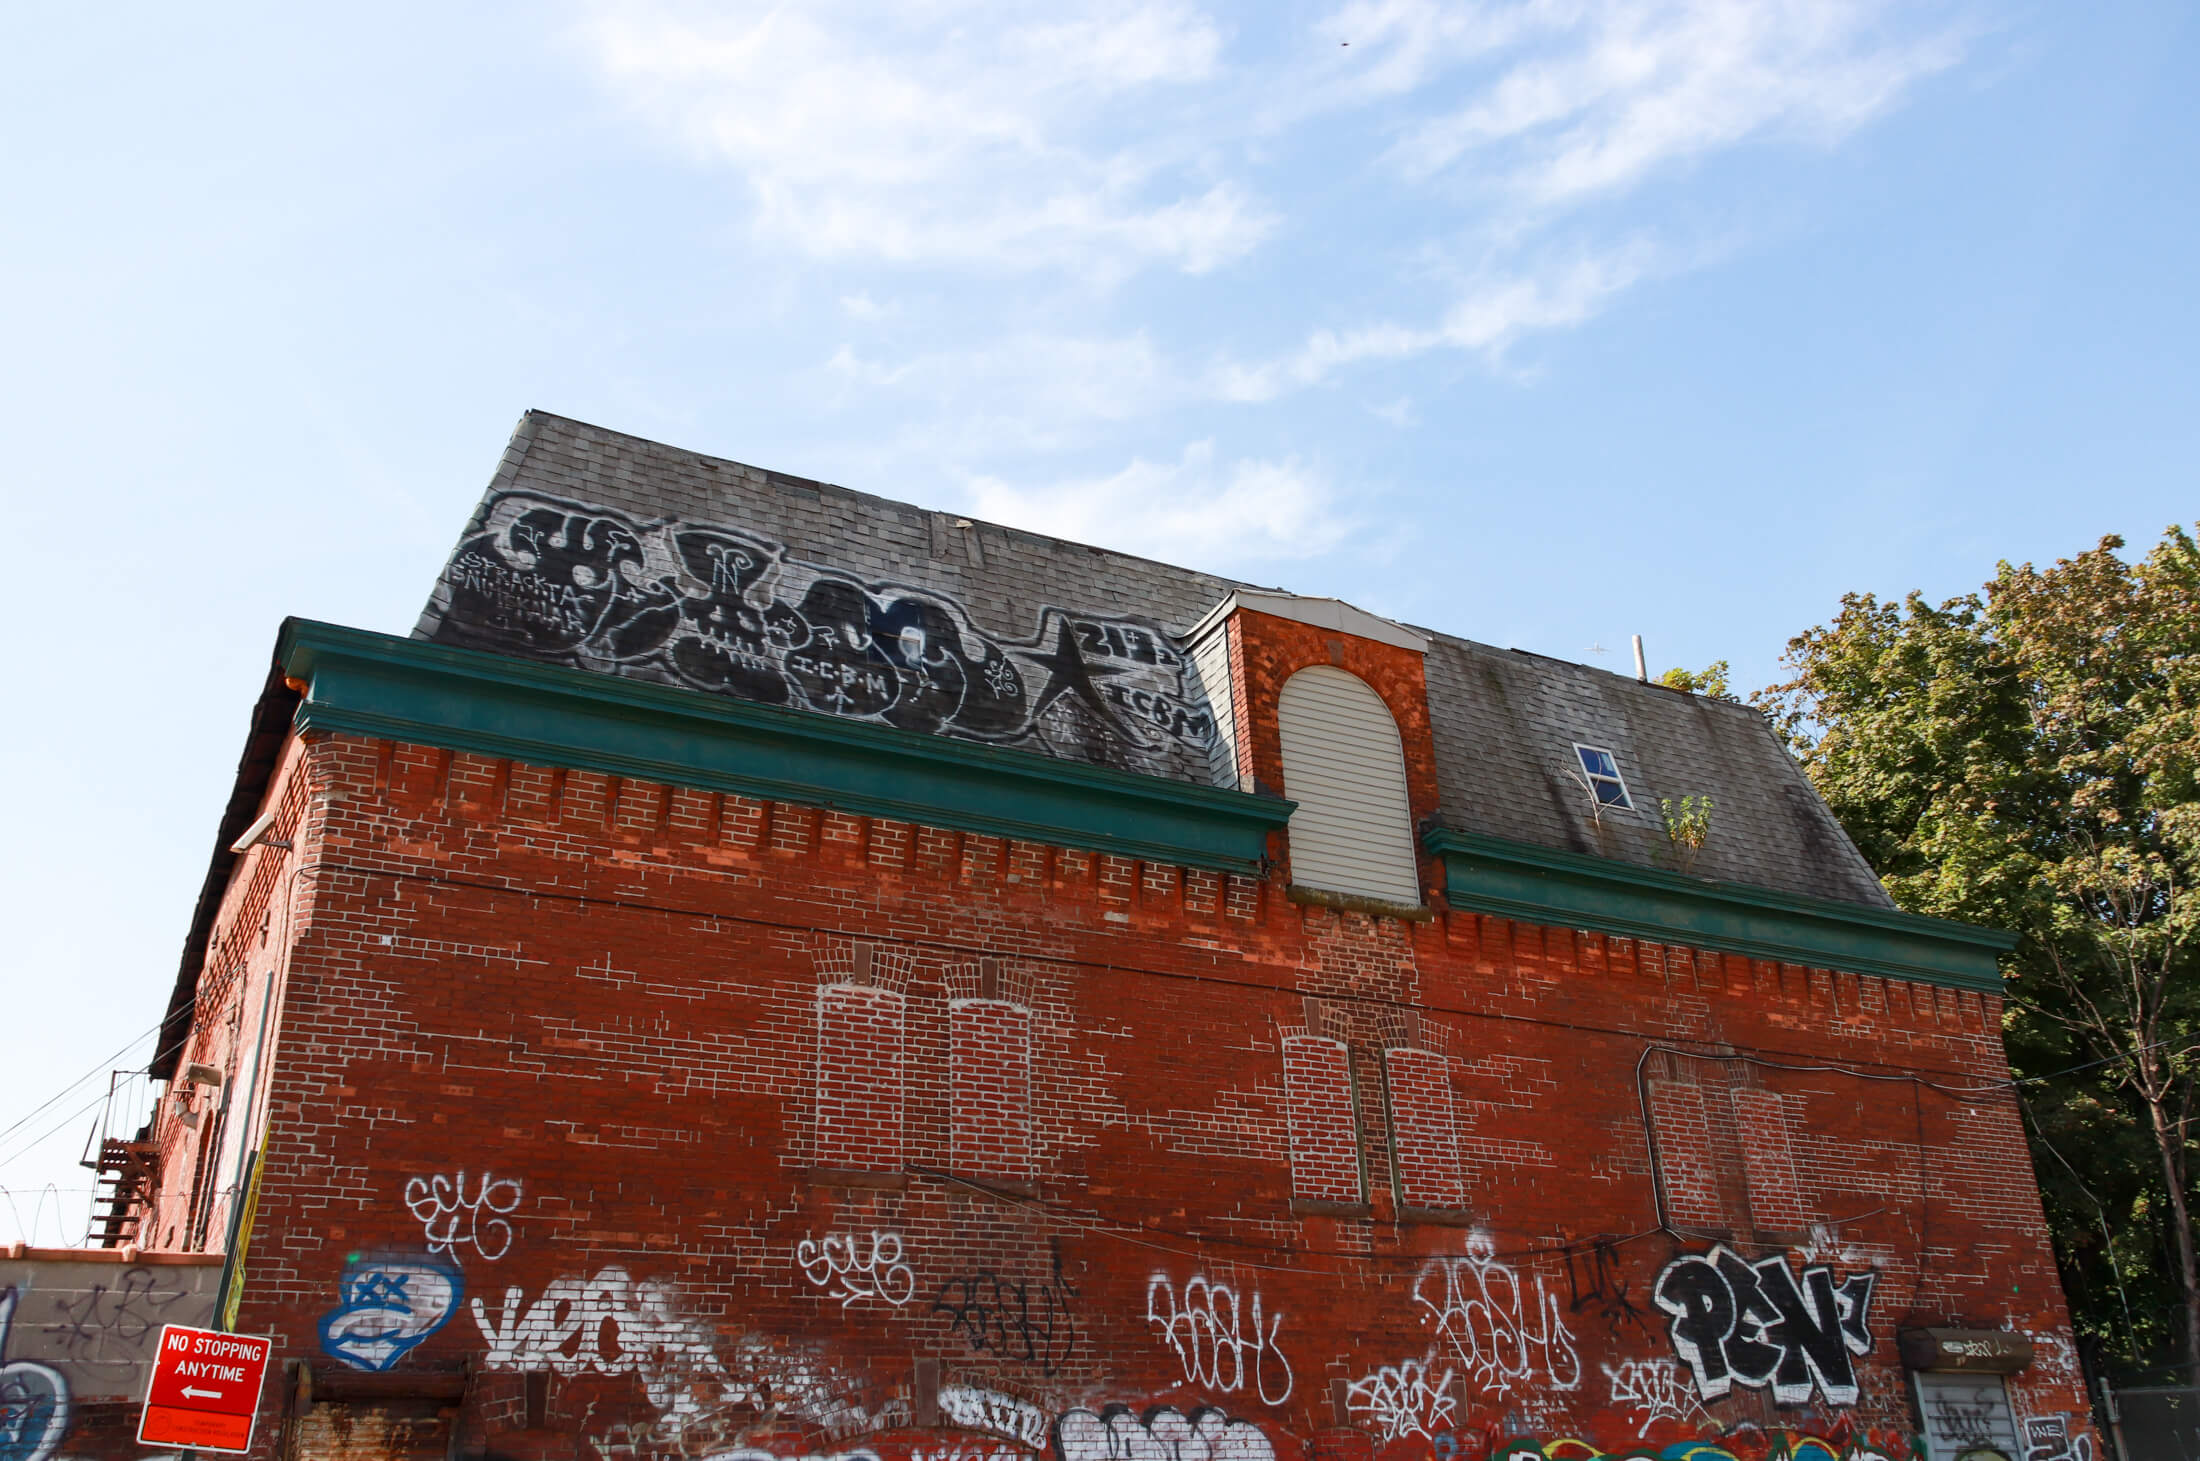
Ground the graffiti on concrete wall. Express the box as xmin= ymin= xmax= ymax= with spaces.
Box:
xmin=1343 ymin=1356 xmax=1457 ymax=1440
xmin=1054 ymin=1406 xmax=1273 ymax=1461
xmin=1651 ymin=1244 xmax=1878 ymax=1406
xmin=317 ymin=1253 xmax=464 ymax=1373
xmin=797 ymin=1231 xmax=917 ymax=1309
xmin=1412 ymin=1232 xmax=1581 ymax=1401
xmin=1145 ymin=1274 xmax=1294 ymax=1406
xmin=0 ymin=1289 xmax=70 ymax=1461
xmin=39 ymin=1268 xmax=190 ymax=1361
xmin=404 ymin=1170 xmax=522 ymax=1261
xmin=429 ymin=490 xmax=1220 ymax=778
xmin=933 ymin=1243 xmax=1080 ymax=1376
xmin=938 ymin=1384 xmax=1050 ymax=1451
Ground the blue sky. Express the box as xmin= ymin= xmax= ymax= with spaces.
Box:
xmin=2 ymin=1 xmax=2194 ymax=1242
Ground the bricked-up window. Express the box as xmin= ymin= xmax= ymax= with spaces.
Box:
xmin=949 ymin=998 xmax=1031 ymax=1178
xmin=815 ymin=983 xmax=905 ymax=1171
xmin=1283 ymin=1035 xmax=1362 ymax=1204
xmin=1646 ymin=1079 xmax=1725 ymax=1230
xmin=1730 ymin=1087 xmax=1810 ymax=1231
xmin=1385 ymin=1047 xmax=1464 ymax=1211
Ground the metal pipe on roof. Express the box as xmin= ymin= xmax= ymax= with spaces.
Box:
xmin=1632 ymin=635 xmax=1648 ymax=682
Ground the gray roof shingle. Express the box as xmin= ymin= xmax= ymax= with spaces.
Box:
xmin=415 ymin=410 xmax=1891 ymax=910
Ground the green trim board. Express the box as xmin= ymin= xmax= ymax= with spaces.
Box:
xmin=278 ymin=619 xmax=1294 ymax=872
xmin=1423 ymin=826 xmax=2015 ymax=993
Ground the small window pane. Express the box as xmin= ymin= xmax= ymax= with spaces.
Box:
xmin=1593 ymin=778 xmax=1630 ymax=807
xmin=1578 ymin=747 xmax=1618 ymax=779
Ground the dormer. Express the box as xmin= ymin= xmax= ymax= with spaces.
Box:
xmin=1185 ymin=590 xmax=1443 ymax=915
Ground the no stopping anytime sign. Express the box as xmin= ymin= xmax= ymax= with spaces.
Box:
xmin=137 ymin=1324 xmax=274 ymax=1453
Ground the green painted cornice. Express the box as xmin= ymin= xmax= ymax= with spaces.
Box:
xmin=278 ymin=619 xmax=1294 ymax=872
xmin=1422 ymin=825 xmax=2014 ymax=993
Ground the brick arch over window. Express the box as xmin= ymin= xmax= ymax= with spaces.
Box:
xmin=1277 ymin=665 xmax=1422 ymax=906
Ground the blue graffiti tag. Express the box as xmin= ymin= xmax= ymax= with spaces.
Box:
xmin=317 ymin=1254 xmax=463 ymax=1371
xmin=0 ymin=1287 xmax=72 ymax=1461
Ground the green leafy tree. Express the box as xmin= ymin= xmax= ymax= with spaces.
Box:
xmin=1658 ymin=659 xmax=1736 ymax=700
xmin=1757 ymin=527 xmax=2200 ymax=1380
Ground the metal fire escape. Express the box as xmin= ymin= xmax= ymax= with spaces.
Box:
xmin=80 ymin=1068 xmax=160 ymax=1247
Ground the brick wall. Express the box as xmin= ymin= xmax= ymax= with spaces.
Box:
xmin=118 ymin=728 xmax=2095 ymax=1461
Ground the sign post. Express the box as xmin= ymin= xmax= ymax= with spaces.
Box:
xmin=138 ymin=1323 xmax=274 ymax=1454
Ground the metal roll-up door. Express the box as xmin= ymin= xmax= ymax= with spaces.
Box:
xmin=1276 ymin=666 xmax=1421 ymax=905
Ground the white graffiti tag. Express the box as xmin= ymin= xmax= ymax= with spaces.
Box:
xmin=1412 ymin=1231 xmax=1581 ymax=1400
xmin=938 ymin=1384 xmax=1050 ymax=1451
xmin=404 ymin=1170 xmax=522 ymax=1260
xmin=1603 ymin=1359 xmax=1708 ymax=1428
xmin=1145 ymin=1275 xmax=1293 ymax=1406
xmin=1343 ymin=1357 xmax=1457 ymax=1441
xmin=795 ymin=1231 xmax=917 ymax=1308
xmin=471 ymin=1267 xmax=731 ymax=1417
xmin=1055 ymin=1406 xmax=1273 ymax=1461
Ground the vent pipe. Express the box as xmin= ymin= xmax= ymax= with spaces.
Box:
xmin=1632 ymin=635 xmax=1648 ymax=682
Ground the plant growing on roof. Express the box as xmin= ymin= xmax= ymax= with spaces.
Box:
xmin=1660 ymin=795 xmax=1714 ymax=873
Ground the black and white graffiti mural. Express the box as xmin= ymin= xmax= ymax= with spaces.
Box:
xmin=425 ymin=491 xmax=1221 ymax=779
xmin=1651 ymin=1245 xmax=1877 ymax=1406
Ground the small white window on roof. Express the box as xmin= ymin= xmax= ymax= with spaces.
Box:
xmin=1574 ymin=743 xmax=1634 ymax=809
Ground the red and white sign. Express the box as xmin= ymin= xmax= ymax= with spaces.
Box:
xmin=137 ymin=1323 xmax=274 ymax=1454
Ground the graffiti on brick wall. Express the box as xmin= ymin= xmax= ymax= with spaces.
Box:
xmin=404 ymin=1170 xmax=522 ymax=1261
xmin=39 ymin=1267 xmax=190 ymax=1360
xmin=430 ymin=490 xmax=1220 ymax=778
xmin=1601 ymin=1358 xmax=1708 ymax=1429
xmin=1343 ymin=1356 xmax=1456 ymax=1440
xmin=317 ymin=1253 xmax=464 ymax=1372
xmin=1412 ymin=1232 xmax=1580 ymax=1401
xmin=2023 ymin=1416 xmax=2094 ymax=1461
xmin=0 ymin=1289 xmax=69 ymax=1461
xmin=933 ymin=1242 xmax=1080 ymax=1375
xmin=1561 ymin=1239 xmax=1647 ymax=1340
xmin=1054 ymin=1406 xmax=1273 ymax=1461
xmin=914 ymin=1446 xmax=1028 ymax=1461
xmin=690 ymin=1452 xmax=882 ymax=1461
xmin=472 ymin=1267 xmax=732 ymax=1417
xmin=1145 ymin=1274 xmax=1294 ymax=1406
xmin=796 ymin=1231 xmax=917 ymax=1308
xmin=938 ymin=1384 xmax=1051 ymax=1451
xmin=1651 ymin=1244 xmax=1877 ymax=1406
xmin=1482 ymin=1436 xmax=1903 ymax=1461
xmin=586 ymin=1337 xmax=902 ymax=1461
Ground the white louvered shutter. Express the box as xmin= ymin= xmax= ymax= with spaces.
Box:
xmin=1276 ymin=666 xmax=1422 ymax=905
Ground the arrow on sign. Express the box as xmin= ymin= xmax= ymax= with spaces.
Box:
xmin=180 ymin=1386 xmax=225 ymax=1400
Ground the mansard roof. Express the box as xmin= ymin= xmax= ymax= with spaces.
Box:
xmin=413 ymin=411 xmax=1892 ymax=912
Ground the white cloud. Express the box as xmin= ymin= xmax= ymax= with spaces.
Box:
xmin=1211 ymin=242 xmax=1653 ymax=399
xmin=1365 ymin=0 xmax=1969 ymax=205
xmin=962 ymin=441 xmax=1355 ymax=567
xmin=827 ymin=332 xmax=1182 ymax=438
xmin=576 ymin=0 xmax=1973 ymax=415
xmin=574 ymin=0 xmax=1272 ymax=277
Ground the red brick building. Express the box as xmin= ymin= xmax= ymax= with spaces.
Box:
xmin=103 ymin=414 xmax=2091 ymax=1461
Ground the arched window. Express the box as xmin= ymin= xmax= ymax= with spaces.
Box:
xmin=1276 ymin=666 xmax=1421 ymax=906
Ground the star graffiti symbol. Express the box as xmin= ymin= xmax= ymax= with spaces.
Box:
xmin=1020 ymin=616 xmax=1150 ymax=747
